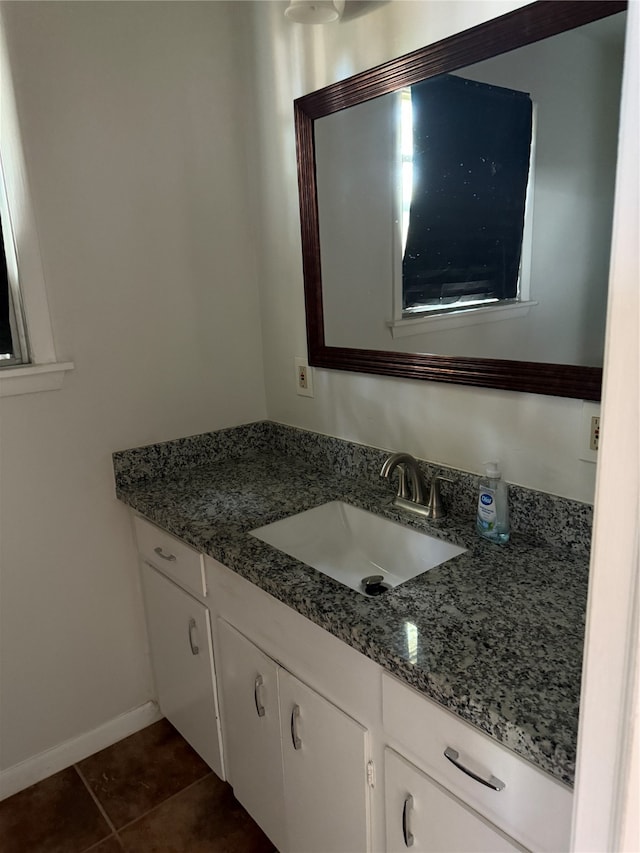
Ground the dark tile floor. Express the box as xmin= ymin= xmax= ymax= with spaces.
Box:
xmin=0 ymin=718 xmax=275 ymax=853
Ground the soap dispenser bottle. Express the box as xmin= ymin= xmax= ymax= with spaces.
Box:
xmin=476 ymin=462 xmax=510 ymax=543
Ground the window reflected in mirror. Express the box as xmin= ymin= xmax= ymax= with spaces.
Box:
xmin=401 ymin=75 xmax=533 ymax=319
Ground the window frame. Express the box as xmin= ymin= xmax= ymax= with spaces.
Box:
xmin=1 ymin=171 xmax=29 ymax=366
xmin=0 ymin=19 xmax=73 ymax=397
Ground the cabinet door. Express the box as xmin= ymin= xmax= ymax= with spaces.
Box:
xmin=217 ymin=620 xmax=287 ymax=853
xmin=385 ymin=748 xmax=523 ymax=853
xmin=279 ymin=668 xmax=370 ymax=853
xmin=140 ymin=563 xmax=223 ymax=777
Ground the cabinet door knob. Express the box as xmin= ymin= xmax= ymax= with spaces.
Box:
xmin=187 ymin=618 xmax=199 ymax=655
xmin=402 ymin=793 xmax=414 ymax=847
xmin=290 ymin=704 xmax=302 ymax=750
xmin=444 ymin=747 xmax=505 ymax=791
xmin=254 ymin=674 xmax=266 ymax=717
xmin=154 ymin=546 xmax=177 ymax=562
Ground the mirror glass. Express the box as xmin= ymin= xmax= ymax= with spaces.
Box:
xmin=295 ymin=2 xmax=627 ymax=399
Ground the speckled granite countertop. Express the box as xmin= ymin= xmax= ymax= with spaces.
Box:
xmin=114 ymin=422 xmax=589 ymax=788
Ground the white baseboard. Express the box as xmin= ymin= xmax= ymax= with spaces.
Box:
xmin=0 ymin=700 xmax=162 ymax=801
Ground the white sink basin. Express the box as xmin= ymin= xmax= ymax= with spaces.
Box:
xmin=250 ymin=501 xmax=466 ymax=595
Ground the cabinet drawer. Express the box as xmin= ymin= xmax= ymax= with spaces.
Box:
xmin=382 ymin=673 xmax=572 ymax=853
xmin=134 ymin=516 xmax=205 ymax=599
xmin=385 ymin=747 xmax=523 ymax=852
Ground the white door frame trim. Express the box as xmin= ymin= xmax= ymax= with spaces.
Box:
xmin=571 ymin=4 xmax=639 ymax=850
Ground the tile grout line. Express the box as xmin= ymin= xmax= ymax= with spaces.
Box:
xmin=114 ymin=770 xmax=214 ymax=835
xmin=74 ymin=763 xmax=119 ymax=842
xmin=81 ymin=833 xmax=123 ymax=853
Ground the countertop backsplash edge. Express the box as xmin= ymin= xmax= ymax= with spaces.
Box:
xmin=113 ymin=420 xmax=592 ymax=557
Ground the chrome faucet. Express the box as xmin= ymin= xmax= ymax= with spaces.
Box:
xmin=380 ymin=452 xmax=452 ymax=519
xmin=380 ymin=452 xmax=426 ymax=504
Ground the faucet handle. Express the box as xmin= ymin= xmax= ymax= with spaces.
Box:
xmin=434 ymin=472 xmax=454 ymax=485
xmin=396 ymin=464 xmax=412 ymax=499
xmin=427 ymin=473 xmax=454 ymax=520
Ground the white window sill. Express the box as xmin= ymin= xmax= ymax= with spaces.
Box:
xmin=0 ymin=361 xmax=75 ymax=397
xmin=388 ymin=300 xmax=538 ymax=339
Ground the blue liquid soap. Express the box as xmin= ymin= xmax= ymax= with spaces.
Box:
xmin=476 ymin=462 xmax=510 ymax=543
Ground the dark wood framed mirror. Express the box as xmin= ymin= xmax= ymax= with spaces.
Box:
xmin=294 ymin=0 xmax=627 ymax=401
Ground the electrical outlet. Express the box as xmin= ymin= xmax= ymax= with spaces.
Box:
xmin=579 ymin=402 xmax=600 ymax=463
xmin=294 ymin=357 xmax=314 ymax=397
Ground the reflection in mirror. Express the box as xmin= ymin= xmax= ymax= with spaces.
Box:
xmin=401 ymin=76 xmax=532 ymax=319
xmin=315 ymin=14 xmax=625 ymax=366
xmin=295 ymin=1 xmax=628 ymax=399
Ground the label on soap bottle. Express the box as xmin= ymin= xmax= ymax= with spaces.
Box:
xmin=477 ymin=487 xmax=497 ymax=531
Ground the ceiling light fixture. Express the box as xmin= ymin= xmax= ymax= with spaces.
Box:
xmin=284 ymin=1 xmax=345 ymax=24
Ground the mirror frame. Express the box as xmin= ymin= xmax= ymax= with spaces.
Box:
xmin=294 ymin=0 xmax=626 ymax=401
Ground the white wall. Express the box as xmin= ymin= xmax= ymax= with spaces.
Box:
xmin=0 ymin=1 xmax=266 ymax=775
xmin=250 ymin=0 xmax=600 ymax=503
xmin=316 ymin=94 xmax=397 ymax=352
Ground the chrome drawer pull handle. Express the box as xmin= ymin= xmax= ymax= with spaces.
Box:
xmin=444 ymin=747 xmax=505 ymax=791
xmin=290 ymin=704 xmax=302 ymax=750
xmin=154 ymin=546 xmax=177 ymax=562
xmin=402 ymin=793 xmax=414 ymax=847
xmin=254 ymin=675 xmax=266 ymax=717
xmin=188 ymin=618 xmax=199 ymax=655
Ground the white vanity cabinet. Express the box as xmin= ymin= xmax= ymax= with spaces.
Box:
xmin=130 ymin=517 xmax=573 ymax=853
xmin=217 ymin=618 xmax=371 ymax=853
xmin=278 ymin=667 xmax=370 ymax=853
xmin=216 ymin=619 xmax=287 ymax=852
xmin=385 ymin=748 xmax=523 ymax=853
xmin=135 ymin=517 xmax=224 ymax=778
xmin=382 ymin=673 xmax=573 ymax=853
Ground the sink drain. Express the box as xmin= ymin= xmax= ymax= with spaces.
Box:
xmin=362 ymin=575 xmax=391 ymax=596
